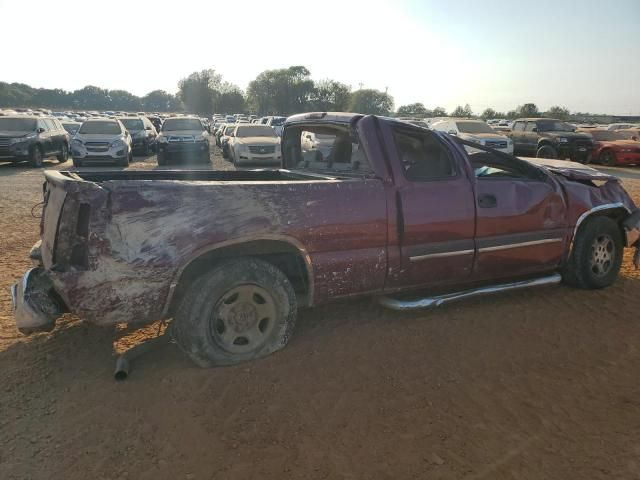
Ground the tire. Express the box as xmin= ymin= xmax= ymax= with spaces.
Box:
xmin=562 ymin=216 xmax=623 ymax=289
xmin=28 ymin=145 xmax=44 ymax=167
xmin=144 ymin=141 xmax=152 ymax=156
xmin=222 ymin=145 xmax=228 ymax=159
xmin=157 ymin=152 xmax=167 ymax=166
xmin=171 ymin=257 xmax=297 ymax=367
xmin=117 ymin=154 xmax=130 ymax=167
xmin=536 ymin=144 xmax=557 ymax=159
xmin=599 ymin=150 xmax=616 ymax=166
xmin=73 ymin=159 xmax=83 ymax=167
xmin=56 ymin=143 xmax=69 ymax=162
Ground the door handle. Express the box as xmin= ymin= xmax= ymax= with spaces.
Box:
xmin=478 ymin=194 xmax=497 ymax=208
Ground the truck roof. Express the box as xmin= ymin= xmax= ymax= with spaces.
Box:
xmin=515 ymin=118 xmax=561 ymax=122
xmin=286 ymin=112 xmax=363 ymax=124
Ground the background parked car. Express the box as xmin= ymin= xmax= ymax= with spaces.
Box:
xmin=71 ymin=118 xmax=132 ymax=167
xmin=146 ymin=115 xmax=163 ymax=133
xmin=578 ymin=128 xmax=640 ymax=166
xmin=61 ymin=121 xmax=81 ymax=137
xmin=228 ymin=124 xmax=281 ymax=166
xmin=265 ymin=116 xmax=287 ymax=136
xmin=431 ymin=119 xmax=514 ymax=154
xmin=0 ymin=116 xmax=69 ymax=167
xmin=119 ymin=116 xmax=158 ymax=156
xmin=220 ymin=124 xmax=237 ymax=158
xmin=607 ymin=123 xmax=637 ymax=131
xmin=156 ymin=116 xmax=210 ymax=165
xmin=509 ymin=118 xmax=593 ymax=162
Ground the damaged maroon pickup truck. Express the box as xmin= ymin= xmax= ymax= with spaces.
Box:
xmin=12 ymin=112 xmax=640 ymax=367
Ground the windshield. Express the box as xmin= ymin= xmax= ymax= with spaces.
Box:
xmin=78 ymin=121 xmax=122 ymax=135
xmin=120 ymin=119 xmax=144 ymax=131
xmin=224 ymin=126 xmax=235 ymax=135
xmin=236 ymin=126 xmax=277 ymax=138
xmin=270 ymin=117 xmax=286 ymax=126
xmin=0 ymin=118 xmax=37 ymax=132
xmin=162 ymin=118 xmax=203 ymax=131
xmin=589 ymin=130 xmax=627 ymax=141
xmin=62 ymin=123 xmax=80 ymax=134
xmin=456 ymin=121 xmax=495 ymax=134
xmin=537 ymin=121 xmax=575 ymax=132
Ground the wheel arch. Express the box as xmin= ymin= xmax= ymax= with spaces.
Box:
xmin=570 ymin=203 xmax=631 ymax=255
xmin=162 ymin=236 xmax=315 ymax=317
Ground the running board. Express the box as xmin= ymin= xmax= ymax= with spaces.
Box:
xmin=377 ymin=273 xmax=562 ymax=311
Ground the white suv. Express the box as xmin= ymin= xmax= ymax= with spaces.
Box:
xmin=431 ymin=119 xmax=513 ymax=154
xmin=71 ymin=119 xmax=132 ymax=167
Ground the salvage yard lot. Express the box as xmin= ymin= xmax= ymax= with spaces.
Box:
xmin=2 ymin=152 xmax=640 ymax=479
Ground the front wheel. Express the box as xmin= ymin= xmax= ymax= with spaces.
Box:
xmin=562 ymin=216 xmax=623 ymax=289
xmin=171 ymin=258 xmax=297 ymax=367
xmin=56 ymin=143 xmax=69 ymax=162
xmin=536 ymin=145 xmax=557 ymax=159
xmin=599 ymin=150 xmax=616 ymax=166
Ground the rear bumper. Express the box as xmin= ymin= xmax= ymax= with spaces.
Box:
xmin=11 ymin=268 xmax=65 ymax=335
xmin=235 ymin=153 xmax=281 ymax=166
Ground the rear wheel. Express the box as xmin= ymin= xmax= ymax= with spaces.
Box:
xmin=171 ymin=258 xmax=297 ymax=367
xmin=562 ymin=216 xmax=623 ymax=289
xmin=536 ymin=145 xmax=557 ymax=159
xmin=29 ymin=145 xmax=43 ymax=167
xmin=599 ymin=150 xmax=616 ymax=166
xmin=56 ymin=143 xmax=69 ymax=162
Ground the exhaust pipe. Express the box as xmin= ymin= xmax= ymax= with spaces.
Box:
xmin=378 ymin=273 xmax=562 ymax=311
xmin=114 ymin=333 xmax=171 ymax=381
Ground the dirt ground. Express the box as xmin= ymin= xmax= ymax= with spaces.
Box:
xmin=2 ymin=151 xmax=640 ymax=480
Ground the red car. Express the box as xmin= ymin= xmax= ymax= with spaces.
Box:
xmin=579 ymin=128 xmax=640 ymax=166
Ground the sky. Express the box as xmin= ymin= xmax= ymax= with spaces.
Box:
xmin=1 ymin=0 xmax=638 ymax=114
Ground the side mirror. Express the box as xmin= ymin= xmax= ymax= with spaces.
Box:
xmin=37 ymin=127 xmax=45 ymax=133
xmin=448 ymin=130 xmax=457 ymax=135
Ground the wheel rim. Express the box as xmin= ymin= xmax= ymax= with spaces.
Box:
xmin=209 ymin=285 xmax=277 ymax=354
xmin=601 ymin=151 xmax=614 ymax=165
xmin=590 ymin=234 xmax=615 ymax=277
xmin=539 ymin=148 xmax=554 ymax=159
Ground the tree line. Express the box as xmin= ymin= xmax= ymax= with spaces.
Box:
xmin=0 ymin=67 xmax=619 ymax=122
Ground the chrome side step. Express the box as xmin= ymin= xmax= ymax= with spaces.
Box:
xmin=377 ymin=273 xmax=562 ymax=311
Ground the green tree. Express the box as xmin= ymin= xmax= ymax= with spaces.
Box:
xmin=109 ymin=90 xmax=143 ymax=111
xmin=347 ymin=88 xmax=394 ymax=115
xmin=516 ymin=103 xmax=540 ymax=117
xmin=546 ymin=105 xmax=570 ymax=120
xmin=397 ymin=102 xmax=430 ymax=117
xmin=142 ymin=90 xmax=182 ymax=112
xmin=309 ymin=79 xmax=351 ymax=111
xmin=432 ymin=106 xmax=447 ymax=117
xmin=247 ymin=66 xmax=315 ymax=115
xmin=481 ymin=108 xmax=497 ymax=120
xmin=178 ymin=69 xmax=224 ymax=115
xmin=216 ymin=84 xmax=246 ymax=114
xmin=451 ymin=104 xmax=473 ymax=117
xmin=72 ymin=86 xmax=112 ymax=110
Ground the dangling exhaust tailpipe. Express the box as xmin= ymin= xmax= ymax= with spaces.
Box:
xmin=377 ymin=274 xmax=562 ymax=311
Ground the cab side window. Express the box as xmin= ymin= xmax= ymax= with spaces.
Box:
xmin=37 ymin=119 xmax=48 ymax=132
xmin=524 ymin=122 xmax=537 ymax=132
xmin=394 ymin=128 xmax=456 ymax=181
xmin=43 ymin=119 xmax=56 ymax=131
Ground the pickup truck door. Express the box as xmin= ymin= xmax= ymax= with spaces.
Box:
xmin=386 ymin=126 xmax=476 ymax=289
xmin=470 ymin=151 xmax=567 ymax=281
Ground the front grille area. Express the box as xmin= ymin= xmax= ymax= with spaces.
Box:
xmin=0 ymin=137 xmax=11 ymax=147
xmin=572 ymin=140 xmax=592 ymax=150
xmin=249 ymin=145 xmax=276 ymax=154
xmin=168 ymin=135 xmax=195 ymax=143
xmin=85 ymin=142 xmax=110 ymax=152
xmin=485 ymin=140 xmax=508 ymax=149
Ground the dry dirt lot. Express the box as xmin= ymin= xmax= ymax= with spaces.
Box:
xmin=2 ymin=152 xmax=640 ymax=480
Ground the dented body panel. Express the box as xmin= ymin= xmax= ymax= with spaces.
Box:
xmin=12 ymin=114 xmax=640 ymax=333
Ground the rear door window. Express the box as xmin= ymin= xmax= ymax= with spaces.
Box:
xmin=512 ymin=121 xmax=525 ymax=132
